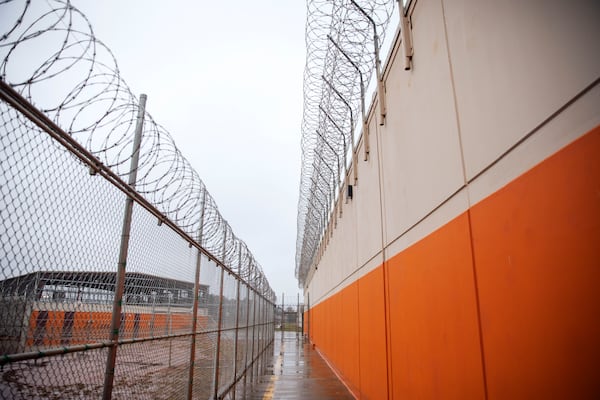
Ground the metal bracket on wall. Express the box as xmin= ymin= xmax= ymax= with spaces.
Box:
xmin=399 ymin=0 xmax=414 ymax=70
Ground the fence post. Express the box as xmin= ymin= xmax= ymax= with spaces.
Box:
xmin=256 ymin=296 xmax=262 ymax=378
xmin=242 ymin=283 xmax=252 ymax=389
xmin=250 ymin=287 xmax=257 ymax=383
xmin=231 ymin=244 xmax=242 ymax=399
xmin=211 ymin=267 xmax=225 ymax=399
xmin=102 ymin=94 xmax=147 ymax=400
xmin=213 ymin=224 xmax=228 ymax=399
xmin=187 ymin=190 xmax=206 ymax=400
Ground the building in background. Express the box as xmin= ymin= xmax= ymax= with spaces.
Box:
xmin=0 ymin=271 xmax=209 ymax=354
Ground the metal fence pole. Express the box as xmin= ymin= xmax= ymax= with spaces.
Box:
xmin=242 ymin=283 xmax=252 ymax=389
xmin=102 ymin=94 xmax=147 ymax=400
xmin=250 ymin=288 xmax=257 ymax=383
xmin=261 ymin=296 xmax=266 ymax=368
xmin=258 ymin=298 xmax=263 ymax=374
xmin=186 ymin=247 xmax=203 ymax=399
xmin=212 ymin=267 xmax=225 ymax=399
xmin=231 ymin=245 xmax=242 ymax=399
xmin=262 ymin=297 xmax=267 ymax=370
xmin=256 ymin=297 xmax=262 ymax=378
xmin=187 ymin=192 xmax=206 ymax=400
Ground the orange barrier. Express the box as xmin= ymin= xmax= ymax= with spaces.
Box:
xmin=25 ymin=310 xmax=210 ymax=348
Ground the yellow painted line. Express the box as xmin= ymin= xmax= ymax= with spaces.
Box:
xmin=263 ymin=340 xmax=284 ymax=400
xmin=262 ymin=375 xmax=277 ymax=400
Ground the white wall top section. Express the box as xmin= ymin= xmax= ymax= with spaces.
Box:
xmin=354 ymin=116 xmax=384 ymax=269
xmin=444 ymin=0 xmax=600 ymax=179
xmin=380 ymin=0 xmax=466 ymax=247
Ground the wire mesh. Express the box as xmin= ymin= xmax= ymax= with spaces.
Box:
xmin=295 ymin=0 xmax=398 ymax=285
xmin=276 ymin=302 xmax=304 ymax=334
xmin=0 ymin=1 xmax=276 ymax=398
xmin=0 ymin=348 xmax=108 ymax=399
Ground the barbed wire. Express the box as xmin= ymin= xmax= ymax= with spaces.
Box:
xmin=0 ymin=0 xmax=275 ymax=301
xmin=296 ymin=0 xmax=396 ymax=285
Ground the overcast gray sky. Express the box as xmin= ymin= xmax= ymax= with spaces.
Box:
xmin=75 ymin=1 xmax=306 ymax=302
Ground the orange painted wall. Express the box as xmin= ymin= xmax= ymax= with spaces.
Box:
xmin=470 ymin=127 xmax=600 ymax=399
xmin=386 ymin=212 xmax=485 ymax=399
xmin=340 ymin=282 xmax=360 ymax=396
xmin=307 ymin=126 xmax=600 ymax=399
xmin=358 ymin=267 xmax=389 ymax=400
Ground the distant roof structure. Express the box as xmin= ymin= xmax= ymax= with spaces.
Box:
xmin=0 ymin=271 xmax=208 ymax=300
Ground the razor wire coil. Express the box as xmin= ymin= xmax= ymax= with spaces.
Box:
xmin=0 ymin=0 xmax=275 ymax=301
xmin=296 ymin=0 xmax=397 ymax=285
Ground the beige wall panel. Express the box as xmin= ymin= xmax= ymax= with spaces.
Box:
xmin=306 ymin=156 xmax=385 ymax=306
xmin=337 ymin=188 xmax=359 ymax=285
xmin=468 ymin=83 xmax=600 ymax=207
xmin=444 ymin=0 xmax=600 ymax=179
xmin=304 ymin=186 xmax=356 ymax=304
xmin=380 ymin=0 xmax=465 ymax=246
xmin=307 ymin=248 xmax=383 ymax=308
xmin=385 ymin=188 xmax=469 ymax=260
xmin=354 ymin=116 xmax=385 ymax=270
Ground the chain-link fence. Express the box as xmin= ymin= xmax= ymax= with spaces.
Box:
xmin=0 ymin=1 xmax=275 ymax=399
xmin=274 ymin=295 xmax=304 ymax=334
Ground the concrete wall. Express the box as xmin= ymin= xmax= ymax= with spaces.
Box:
xmin=303 ymin=0 xmax=600 ymax=398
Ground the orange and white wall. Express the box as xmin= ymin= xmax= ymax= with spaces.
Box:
xmin=302 ymin=0 xmax=600 ymax=398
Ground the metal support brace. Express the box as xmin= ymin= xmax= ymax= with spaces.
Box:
xmin=321 ymin=75 xmax=356 ymax=180
xmin=399 ymin=0 xmax=414 ymax=70
xmin=327 ymin=35 xmax=366 ymax=168
xmin=349 ymin=0 xmax=386 ymax=125
xmin=315 ymin=129 xmax=341 ymax=196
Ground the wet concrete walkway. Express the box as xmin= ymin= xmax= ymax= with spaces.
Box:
xmin=248 ymin=331 xmax=355 ymax=399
